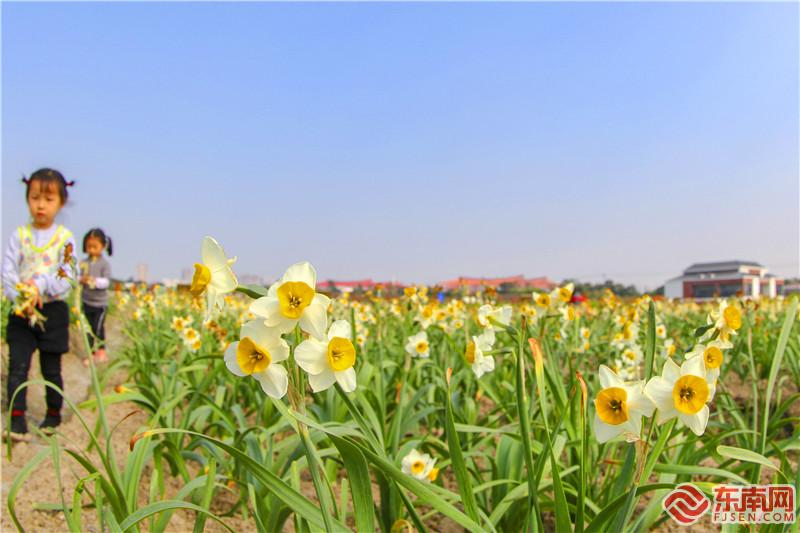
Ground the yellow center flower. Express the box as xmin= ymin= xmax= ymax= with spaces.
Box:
xmin=190 ymin=263 xmax=211 ymax=296
xmin=595 ymin=387 xmax=629 ymax=425
xmin=536 ymin=294 xmax=551 ymax=307
xmin=411 ymin=460 xmax=426 ymax=475
xmin=277 ymin=281 xmax=315 ymax=319
xmin=327 ymin=337 xmax=356 ymax=371
xmin=236 ymin=336 xmax=271 ymax=375
xmin=558 ymin=287 xmax=572 ymax=302
xmin=703 ymin=346 xmax=723 ymax=369
xmin=465 ymin=341 xmax=476 ymax=364
xmin=723 ymin=306 xmax=742 ymax=330
xmin=416 ymin=341 xmax=429 ymax=354
xmin=428 ymin=467 xmax=439 ymax=481
xmin=672 ymin=375 xmax=709 ymax=415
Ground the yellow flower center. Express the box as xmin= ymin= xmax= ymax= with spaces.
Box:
xmin=672 ymin=375 xmax=709 ymax=415
xmin=190 ymin=263 xmax=211 ymax=296
xmin=703 ymin=346 xmax=723 ymax=369
xmin=465 ymin=341 xmax=476 ymax=364
xmin=411 ymin=460 xmax=426 ymax=475
xmin=404 ymin=287 xmax=417 ymax=297
xmin=536 ymin=294 xmax=551 ymax=307
xmin=427 ymin=467 xmax=439 ymax=481
xmin=236 ymin=336 xmax=271 ymax=375
xmin=277 ymin=281 xmax=315 ymax=319
xmin=327 ymin=336 xmax=356 ymax=371
xmin=558 ymin=287 xmax=572 ymax=302
xmin=595 ymin=387 xmax=629 ymax=425
xmin=416 ymin=341 xmax=429 ymax=354
xmin=723 ymin=306 xmax=741 ymax=330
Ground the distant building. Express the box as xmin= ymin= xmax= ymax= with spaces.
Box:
xmin=239 ymin=274 xmax=265 ymax=286
xmin=664 ymin=260 xmax=783 ymax=299
xmin=440 ymin=275 xmax=556 ymax=293
xmin=317 ymin=279 xmax=404 ymax=293
xmin=136 ymin=263 xmax=149 ymax=283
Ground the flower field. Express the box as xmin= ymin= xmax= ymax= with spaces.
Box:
xmin=4 ymin=237 xmax=799 ymax=532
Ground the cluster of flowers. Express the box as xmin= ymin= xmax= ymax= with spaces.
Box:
xmin=187 ymin=237 xmax=357 ymax=400
xmin=594 ymin=300 xmax=742 ymax=442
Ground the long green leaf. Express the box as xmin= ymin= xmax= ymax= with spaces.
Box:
xmin=330 ymin=435 xmax=375 ymax=533
xmin=443 ymin=373 xmax=481 ymax=524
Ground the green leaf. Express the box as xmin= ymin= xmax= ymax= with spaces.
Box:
xmin=652 ymin=463 xmax=748 ymax=485
xmin=330 ymin=435 xmax=375 ymax=533
xmin=644 ymin=301 xmax=656 ymax=380
xmin=7 ymin=448 xmax=50 ymax=532
xmin=119 ymin=500 xmax=234 ymax=532
xmin=443 ymin=376 xmax=481 ymax=525
xmin=235 ymin=284 xmax=268 ymax=299
xmin=717 ymin=445 xmax=782 ymax=474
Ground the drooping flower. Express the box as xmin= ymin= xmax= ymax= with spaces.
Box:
xmin=593 ymin=365 xmax=654 ymax=443
xmin=190 ymin=237 xmax=238 ymax=319
xmin=224 ymin=320 xmax=290 ymax=399
xmin=405 ymin=331 xmax=430 ymax=358
xmin=401 ymin=449 xmax=437 ymax=482
xmin=250 ymin=262 xmax=330 ymax=339
xmin=465 ymin=329 xmax=496 ymax=378
xmin=643 ymin=356 xmax=712 ymax=436
xmin=295 ymin=320 xmax=357 ymax=393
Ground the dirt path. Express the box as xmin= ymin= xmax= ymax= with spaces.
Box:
xmin=0 ymin=317 xmax=249 ymax=532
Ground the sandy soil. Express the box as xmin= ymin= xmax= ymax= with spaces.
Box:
xmin=0 ymin=318 xmax=250 ymax=532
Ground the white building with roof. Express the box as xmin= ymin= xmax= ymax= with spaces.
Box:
xmin=664 ymin=260 xmax=783 ymax=299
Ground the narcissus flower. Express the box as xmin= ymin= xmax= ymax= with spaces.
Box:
xmin=684 ymin=338 xmax=731 ymax=394
xmin=477 ymin=304 xmax=512 ymax=330
xmin=224 ymin=320 xmax=290 ymax=399
xmin=190 ymin=237 xmax=238 ymax=320
xmin=551 ymin=283 xmax=574 ymax=305
xmin=401 ymin=449 xmax=437 ymax=482
xmin=533 ymin=292 xmax=552 ymax=309
xmin=705 ymin=300 xmax=742 ymax=342
xmin=644 ymin=357 xmax=712 ymax=436
xmin=465 ymin=329 xmax=496 ymax=378
xmin=295 ymin=320 xmax=357 ymax=393
xmin=593 ymin=365 xmax=654 ymax=443
xmin=405 ymin=331 xmax=430 ymax=358
xmin=250 ymin=262 xmax=330 ymax=339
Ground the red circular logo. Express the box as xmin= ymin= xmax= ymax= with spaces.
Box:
xmin=662 ymin=483 xmax=710 ymax=525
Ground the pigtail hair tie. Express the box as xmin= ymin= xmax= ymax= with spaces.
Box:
xmin=65 ymin=180 xmax=76 ymax=187
xmin=21 ymin=176 xmax=30 ymax=185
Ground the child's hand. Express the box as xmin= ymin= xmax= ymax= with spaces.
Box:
xmin=23 ymin=280 xmax=43 ymax=309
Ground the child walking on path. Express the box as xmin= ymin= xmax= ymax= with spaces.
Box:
xmin=2 ymin=169 xmax=77 ymax=440
xmin=80 ymin=228 xmax=112 ymax=364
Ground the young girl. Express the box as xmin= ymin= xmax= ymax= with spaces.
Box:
xmin=80 ymin=228 xmax=112 ymax=364
xmin=2 ymin=169 xmax=76 ymax=439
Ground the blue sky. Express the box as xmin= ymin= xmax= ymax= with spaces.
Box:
xmin=3 ymin=2 xmax=798 ymax=289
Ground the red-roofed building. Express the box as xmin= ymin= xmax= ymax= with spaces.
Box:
xmin=317 ymin=279 xmax=406 ymax=293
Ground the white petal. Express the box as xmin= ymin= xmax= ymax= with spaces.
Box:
xmin=240 ymin=320 xmax=264 ymax=341
xmin=210 ymin=266 xmax=238 ymax=294
xmin=224 ymin=342 xmax=246 ymax=377
xmin=335 ymin=367 xmax=357 ymax=392
xmin=201 ymin=236 xmax=229 ymax=270
xmin=308 ymin=369 xmax=337 ymax=392
xmin=294 ymin=339 xmax=328 ymax=375
xmin=299 ymin=299 xmax=328 ymax=339
xmin=282 ymin=261 xmax=317 ymax=288
xmin=599 ymin=365 xmax=624 ymax=389
xmin=626 ymin=385 xmax=655 ymax=418
xmin=681 ymin=355 xmax=706 ymax=378
xmin=250 ymin=296 xmax=279 ymax=321
xmin=661 ymin=358 xmax=681 ymax=382
xmin=594 ymin=413 xmax=624 ymax=443
xmin=643 ymin=376 xmax=674 ymax=411
xmin=328 ymin=320 xmax=352 ymax=340
xmin=267 ymin=338 xmax=290 ymax=363
xmin=255 ymin=364 xmax=288 ymax=399
xmin=680 ymin=405 xmax=709 ymax=436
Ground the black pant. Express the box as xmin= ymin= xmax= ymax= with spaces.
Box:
xmin=82 ymin=303 xmax=107 ymax=350
xmin=5 ymin=301 xmax=69 ymax=413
